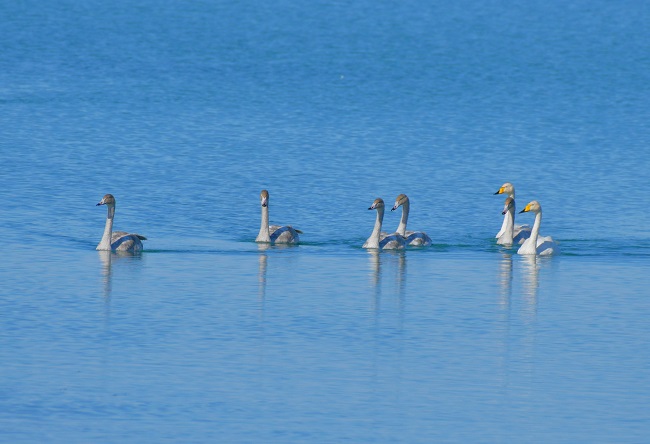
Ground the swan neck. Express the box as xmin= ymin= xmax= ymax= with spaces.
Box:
xmin=530 ymin=211 xmax=542 ymax=244
xmin=365 ymin=207 xmax=384 ymax=248
xmin=256 ymin=205 xmax=271 ymax=242
xmin=97 ymin=210 xmax=114 ymax=250
xmin=396 ymin=201 xmax=409 ymax=236
xmin=372 ymin=207 xmax=384 ymax=239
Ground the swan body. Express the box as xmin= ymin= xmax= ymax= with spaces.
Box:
xmin=255 ymin=189 xmax=300 ymax=244
xmin=96 ymin=194 xmax=146 ymax=252
xmin=363 ymin=198 xmax=406 ymax=250
xmin=497 ymin=197 xmax=531 ymax=246
xmin=391 ymin=194 xmax=432 ymax=246
xmin=517 ymin=200 xmax=558 ymax=256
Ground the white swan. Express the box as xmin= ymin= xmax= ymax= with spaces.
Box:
xmin=363 ymin=198 xmax=406 ymax=250
xmin=391 ymin=194 xmax=432 ymax=246
xmin=497 ymin=197 xmax=531 ymax=246
xmin=96 ymin=194 xmax=146 ymax=252
xmin=517 ymin=200 xmax=558 ymax=255
xmin=255 ymin=189 xmax=300 ymax=244
xmin=494 ymin=182 xmax=521 ymax=238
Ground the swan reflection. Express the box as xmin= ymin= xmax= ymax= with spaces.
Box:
xmin=521 ymin=254 xmax=540 ymax=319
xmin=97 ymin=250 xmax=144 ymax=303
xmin=367 ymin=250 xmax=407 ymax=317
xmin=368 ymin=250 xmax=381 ymax=311
xmin=522 ymin=255 xmax=539 ymax=297
xmin=98 ymin=250 xmax=113 ymax=303
xmin=498 ymin=253 xmax=513 ymax=309
xmin=257 ymin=243 xmax=270 ymax=301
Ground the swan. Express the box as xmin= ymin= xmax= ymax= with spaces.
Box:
xmin=255 ymin=189 xmax=300 ymax=244
xmin=391 ymin=194 xmax=432 ymax=246
xmin=497 ymin=197 xmax=531 ymax=246
xmin=494 ymin=182 xmax=529 ymax=239
xmin=96 ymin=194 xmax=146 ymax=252
xmin=363 ymin=198 xmax=406 ymax=250
xmin=517 ymin=200 xmax=558 ymax=255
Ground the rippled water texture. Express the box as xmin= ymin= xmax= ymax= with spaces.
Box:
xmin=1 ymin=0 xmax=649 ymax=442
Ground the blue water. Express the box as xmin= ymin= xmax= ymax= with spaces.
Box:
xmin=1 ymin=0 xmax=650 ymax=442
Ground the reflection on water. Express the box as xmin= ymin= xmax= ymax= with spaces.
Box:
xmin=255 ymin=243 xmax=297 ymax=299
xmin=97 ymin=250 xmax=144 ymax=322
xmin=521 ymin=255 xmax=539 ymax=317
xmin=368 ymin=250 xmax=381 ymax=287
xmin=257 ymin=244 xmax=270 ymax=301
xmin=498 ymin=253 xmax=513 ymax=309
xmin=98 ymin=250 xmax=113 ymax=303
xmin=368 ymin=250 xmax=381 ymax=311
xmin=397 ymin=252 xmax=406 ymax=304
xmin=367 ymin=250 xmax=407 ymax=318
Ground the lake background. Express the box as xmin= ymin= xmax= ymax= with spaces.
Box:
xmin=1 ymin=0 xmax=649 ymax=442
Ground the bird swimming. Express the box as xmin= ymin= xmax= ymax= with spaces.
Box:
xmin=391 ymin=194 xmax=432 ymax=246
xmin=96 ymin=194 xmax=146 ymax=252
xmin=255 ymin=189 xmax=301 ymax=244
xmin=517 ymin=200 xmax=558 ymax=255
xmin=363 ymin=198 xmax=406 ymax=250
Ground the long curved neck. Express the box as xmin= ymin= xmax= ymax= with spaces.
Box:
xmin=256 ymin=205 xmax=271 ymax=242
xmin=97 ymin=206 xmax=115 ymax=250
xmin=366 ymin=207 xmax=384 ymax=248
xmin=396 ymin=201 xmax=409 ymax=236
xmin=530 ymin=211 xmax=542 ymax=245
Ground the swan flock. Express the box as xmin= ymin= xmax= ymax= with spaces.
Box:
xmin=96 ymin=184 xmax=558 ymax=255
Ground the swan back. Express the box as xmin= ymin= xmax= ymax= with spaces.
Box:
xmin=405 ymin=232 xmax=432 ymax=246
xmin=380 ymin=233 xmax=407 ymax=249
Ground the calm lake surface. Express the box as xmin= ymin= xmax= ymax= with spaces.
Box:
xmin=1 ymin=0 xmax=649 ymax=442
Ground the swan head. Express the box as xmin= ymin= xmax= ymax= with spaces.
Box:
xmin=97 ymin=194 xmax=116 ymax=219
xmin=368 ymin=198 xmax=385 ymax=211
xmin=494 ymin=182 xmax=515 ymax=197
xmin=502 ymin=197 xmax=515 ymax=215
xmin=97 ymin=194 xmax=115 ymax=207
xmin=260 ymin=189 xmax=269 ymax=208
xmin=519 ymin=200 xmax=541 ymax=214
xmin=391 ymin=194 xmax=409 ymax=211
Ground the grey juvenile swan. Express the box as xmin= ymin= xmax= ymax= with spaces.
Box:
xmin=363 ymin=198 xmax=406 ymax=250
xmin=255 ymin=189 xmax=300 ymax=244
xmin=391 ymin=194 xmax=432 ymax=246
xmin=96 ymin=194 xmax=146 ymax=252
